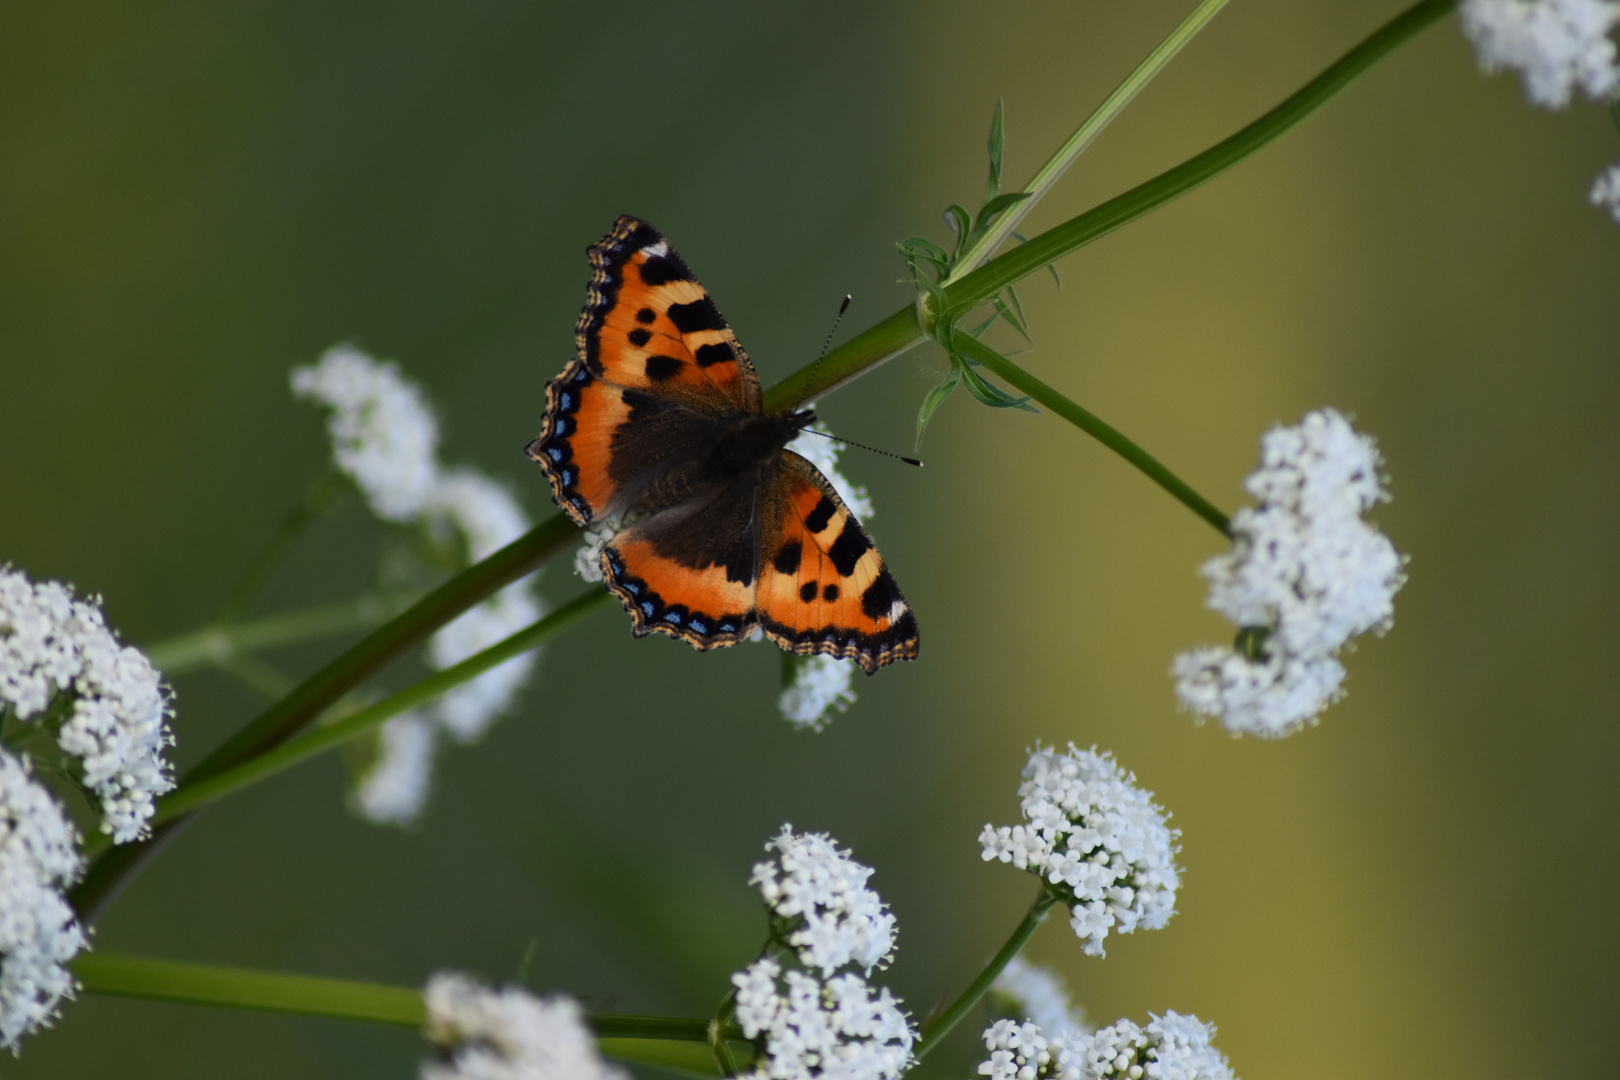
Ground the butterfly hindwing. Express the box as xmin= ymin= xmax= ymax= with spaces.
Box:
xmin=757 ymin=453 xmax=919 ymax=674
xmin=599 ymin=527 xmax=759 ymax=649
xmin=577 ymin=215 xmax=760 ymax=413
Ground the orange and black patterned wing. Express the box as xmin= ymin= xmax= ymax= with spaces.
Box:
xmin=528 ymin=215 xmax=759 ymax=524
xmin=756 ymin=453 xmax=919 ymax=674
xmin=576 ymin=215 xmax=759 ymax=411
xmin=597 ymin=502 xmax=762 ymax=649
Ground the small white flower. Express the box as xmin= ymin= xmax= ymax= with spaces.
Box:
xmin=992 ymin=956 xmax=1090 ymax=1038
xmin=779 ymin=655 xmax=857 ymax=731
xmin=422 ymin=971 xmax=625 ymax=1080
xmin=980 ymin=746 xmax=1180 ymax=957
xmin=572 ymin=522 xmax=620 ymax=583
xmin=0 ymin=569 xmax=174 ymax=843
xmin=1590 ymin=160 xmax=1620 ymax=222
xmin=730 ymin=963 xmax=915 ymax=1080
xmin=1074 ymin=1012 xmax=1234 ymax=1080
xmin=421 ymin=470 xmax=544 ymax=743
xmin=977 ymin=1018 xmax=1084 ymax=1080
xmin=1174 ymin=409 xmax=1406 ymax=737
xmin=1460 ymin=0 xmax=1620 ymax=108
xmin=350 ymin=712 xmax=438 ymax=826
xmin=751 ymin=826 xmax=897 ymax=976
xmin=0 ymin=748 xmax=87 ymax=1051
xmin=295 ymin=350 xmax=547 ymax=815
xmin=291 ymin=345 xmax=442 ymax=522
xmin=786 ymin=429 xmax=874 ymax=520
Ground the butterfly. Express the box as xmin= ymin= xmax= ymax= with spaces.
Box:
xmin=526 ymin=215 xmax=919 ymax=674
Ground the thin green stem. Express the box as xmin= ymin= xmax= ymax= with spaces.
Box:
xmin=214 ymin=469 xmax=343 ymax=624
xmin=954 ymin=334 xmax=1231 ymax=536
xmin=914 ymin=887 xmax=1058 ymax=1060
xmin=150 ymin=590 xmax=611 ymax=828
xmin=942 ymin=0 xmax=1457 ymax=311
xmin=73 ymin=953 xmax=745 ymax=1077
xmin=943 ymin=0 xmax=1232 ymax=285
xmin=766 ymin=0 xmax=1454 ymax=412
xmin=144 ymin=596 xmax=399 ymax=676
xmin=70 ymin=512 xmax=584 ymax=920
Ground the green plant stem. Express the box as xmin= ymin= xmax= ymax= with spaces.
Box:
xmin=942 ymin=0 xmax=1457 ymax=311
xmin=73 ymin=953 xmax=746 ymax=1077
xmin=914 ymin=887 xmax=1058 ymax=1061
xmin=144 ymin=596 xmax=398 ymax=675
xmin=767 ymin=0 xmax=1453 ymax=411
xmin=953 ymin=334 xmax=1231 ymax=536
xmin=70 ymin=513 xmax=584 ymax=919
xmin=148 ymin=589 xmax=611 ymax=828
xmin=214 ymin=469 xmax=342 ymax=624
xmin=944 ymin=0 xmax=1232 ymax=285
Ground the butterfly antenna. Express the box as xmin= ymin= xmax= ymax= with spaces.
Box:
xmin=794 ymin=294 xmax=852 ymax=409
xmin=800 ymin=427 xmax=922 ymax=468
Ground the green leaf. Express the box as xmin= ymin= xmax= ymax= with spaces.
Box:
xmin=897 ymin=236 xmax=950 ymax=280
xmin=1001 ymin=286 xmax=1031 ymax=338
xmin=943 ymin=204 xmax=973 ymax=263
xmin=986 ymin=98 xmax=1006 ymax=204
xmin=915 ymin=365 xmax=962 ymax=448
xmin=967 ymin=310 xmax=1000 ymax=340
xmin=975 ymin=191 xmax=1033 ymax=231
xmin=959 ymin=360 xmax=1036 ymax=411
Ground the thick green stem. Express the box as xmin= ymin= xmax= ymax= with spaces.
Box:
xmin=954 ymin=334 xmax=1231 ymax=536
xmin=914 ymin=887 xmax=1058 ymax=1060
xmin=942 ymin=0 xmax=1457 ymax=311
xmin=73 ymin=953 xmax=744 ymax=1077
xmin=149 ymin=590 xmax=611 ymax=827
xmin=943 ymin=0 xmax=1233 ymax=284
xmin=144 ymin=597 xmax=397 ymax=675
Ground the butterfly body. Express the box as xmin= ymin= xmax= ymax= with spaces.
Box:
xmin=528 ymin=216 xmax=918 ymax=674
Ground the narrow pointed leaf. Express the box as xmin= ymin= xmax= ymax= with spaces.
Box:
xmin=915 ymin=366 xmax=962 ymax=447
xmin=960 ymin=360 xmax=1037 ymax=411
xmin=986 ymin=98 xmax=1006 ymax=203
xmin=992 ymin=295 xmax=1030 ymax=342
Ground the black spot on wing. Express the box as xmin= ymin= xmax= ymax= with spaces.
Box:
xmin=861 ymin=569 xmax=897 ymax=619
xmin=666 ymin=298 xmax=725 ymax=334
xmin=773 ymin=540 xmax=802 ymax=575
xmin=644 ymin=355 xmax=683 ymax=381
xmin=628 ymin=327 xmax=652 ymax=347
xmin=725 ymin=537 xmax=757 ymax=586
xmin=640 ymin=254 xmax=693 ymax=286
xmin=822 ymin=583 xmax=839 ymax=602
xmin=694 ymin=342 xmax=734 ymax=368
xmin=799 ymin=582 xmax=817 ymax=603
xmin=827 ymin=521 xmax=872 ymax=577
xmin=635 ymin=307 xmax=656 ymax=324
xmin=804 ymin=497 xmax=836 ymax=534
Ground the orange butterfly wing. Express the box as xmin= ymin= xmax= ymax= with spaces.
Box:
xmin=529 ymin=216 xmax=760 ymax=525
xmin=757 ymin=453 xmax=919 ymax=674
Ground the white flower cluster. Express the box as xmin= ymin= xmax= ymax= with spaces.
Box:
xmin=1459 ymin=0 xmax=1620 ymax=108
xmin=293 ymin=346 xmax=545 ymax=826
xmin=731 ymin=961 xmax=914 ymax=1080
xmin=979 ymin=1012 xmax=1233 ymax=1080
xmin=0 ymin=569 xmax=173 ymax=843
xmin=1458 ymin=0 xmax=1620 ymax=225
xmin=731 ymin=826 xmax=914 ymax=1080
xmin=978 ymin=1018 xmax=1085 ymax=1080
xmin=751 ymin=826 xmax=896 ymax=975
xmin=1074 ymin=1012 xmax=1234 ymax=1080
xmin=421 ymin=971 xmax=625 ymax=1080
xmin=991 ymin=956 xmax=1090 ymax=1038
xmin=980 ymin=745 xmax=1180 ymax=957
xmin=0 ymin=749 xmax=87 ymax=1050
xmin=778 ymin=656 xmax=857 ymax=732
xmin=1172 ymin=409 xmax=1405 ymax=738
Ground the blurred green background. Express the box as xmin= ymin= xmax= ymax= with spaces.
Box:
xmin=3 ymin=1 xmax=1617 ymax=1077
